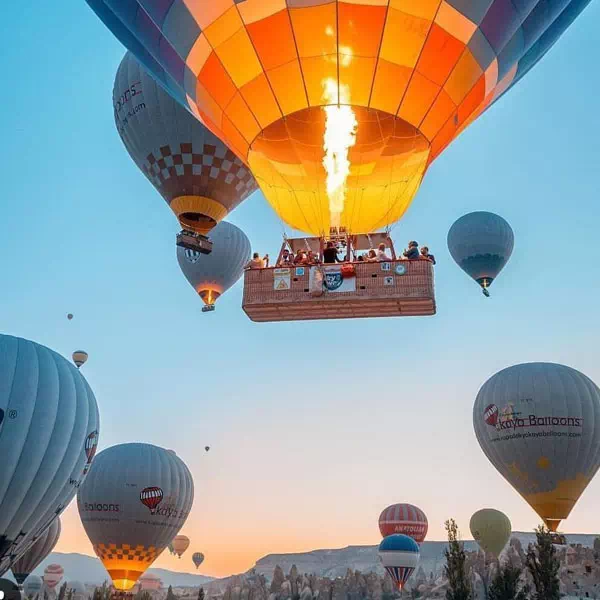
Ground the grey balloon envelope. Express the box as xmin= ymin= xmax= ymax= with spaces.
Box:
xmin=0 ymin=335 xmax=99 ymax=575
xmin=177 ymin=220 xmax=251 ymax=306
xmin=77 ymin=443 xmax=194 ymax=591
xmin=114 ymin=52 xmax=258 ymax=234
xmin=473 ymin=362 xmax=600 ymax=531
xmin=11 ymin=518 xmax=61 ymax=585
xmin=23 ymin=575 xmax=43 ymax=597
xmin=447 ymin=211 xmax=514 ymax=292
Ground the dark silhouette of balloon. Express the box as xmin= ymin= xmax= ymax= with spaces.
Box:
xmin=378 ymin=504 xmax=428 ymax=544
xmin=113 ymin=52 xmax=258 ymax=236
xmin=0 ymin=335 xmax=99 ymax=575
xmin=11 ymin=518 xmax=61 ymax=585
xmin=67 ymin=314 xmax=73 ymax=320
xmin=72 ymin=350 xmax=88 ymax=368
xmin=78 ymin=443 xmax=194 ymax=591
xmin=473 ymin=362 xmax=600 ymax=532
xmin=204 ymin=446 xmax=210 ymax=453
xmin=192 ymin=552 xmax=204 ymax=569
xmin=447 ymin=211 xmax=514 ymax=296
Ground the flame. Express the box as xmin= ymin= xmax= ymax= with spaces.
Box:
xmin=322 ymin=79 xmax=357 ymax=229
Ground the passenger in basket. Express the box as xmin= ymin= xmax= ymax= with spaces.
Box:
xmin=293 ymin=249 xmax=306 ymax=265
xmin=323 ymin=241 xmax=341 ymax=264
xmin=263 ymin=254 xmax=270 ymax=268
xmin=278 ymin=249 xmax=292 ymax=266
xmin=377 ymin=242 xmax=390 ymax=261
xmin=306 ymin=250 xmax=317 ymax=265
xmin=403 ymin=241 xmax=420 ymax=260
xmin=366 ymin=249 xmax=378 ymax=262
xmin=246 ymin=252 xmax=264 ymax=269
xmin=420 ymin=246 xmax=436 ymax=265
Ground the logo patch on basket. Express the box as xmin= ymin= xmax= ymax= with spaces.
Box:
xmin=324 ymin=272 xmax=343 ymax=291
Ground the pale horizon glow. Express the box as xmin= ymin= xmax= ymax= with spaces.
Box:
xmin=1 ymin=0 xmax=600 ymax=583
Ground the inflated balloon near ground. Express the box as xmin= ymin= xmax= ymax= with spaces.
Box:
xmin=0 ymin=334 xmax=99 ymax=575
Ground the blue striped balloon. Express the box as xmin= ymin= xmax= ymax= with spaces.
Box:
xmin=378 ymin=534 xmax=420 ymax=590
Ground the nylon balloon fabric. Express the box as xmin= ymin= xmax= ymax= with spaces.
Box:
xmin=77 ymin=443 xmax=194 ymax=591
xmin=177 ymin=220 xmax=251 ymax=306
xmin=0 ymin=335 xmax=99 ymax=576
xmin=11 ymin=518 xmax=61 ymax=585
xmin=114 ymin=52 xmax=258 ymax=235
xmin=86 ymin=0 xmax=592 ymax=235
xmin=473 ymin=363 xmax=600 ymax=532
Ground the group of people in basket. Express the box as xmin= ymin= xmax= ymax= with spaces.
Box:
xmin=245 ymin=241 xmax=435 ymax=270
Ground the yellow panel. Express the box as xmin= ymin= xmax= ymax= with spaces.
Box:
xmin=420 ymin=89 xmax=456 ymax=140
xmin=240 ymin=73 xmax=283 ymax=129
xmin=289 ymin=4 xmax=337 ymax=59
xmin=397 ymin=72 xmax=440 ymax=130
xmin=370 ymin=59 xmax=412 ymax=115
xmin=266 ymin=60 xmax=309 ymax=116
xmin=300 ymin=55 xmax=338 ymax=106
xmin=380 ymin=9 xmax=431 ymax=68
xmin=214 ymin=27 xmax=264 ymax=88
xmin=435 ymin=1 xmax=477 ymax=44
xmin=444 ymin=49 xmax=483 ymax=105
xmin=237 ymin=0 xmax=287 ymax=25
xmin=389 ymin=0 xmax=441 ymax=20
xmin=182 ymin=0 xmax=234 ymax=30
xmin=339 ymin=56 xmax=377 ymax=107
xmin=203 ymin=6 xmax=244 ymax=50
xmin=224 ymin=92 xmax=262 ymax=144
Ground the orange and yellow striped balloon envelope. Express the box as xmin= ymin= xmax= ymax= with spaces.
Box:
xmin=86 ymin=0 xmax=592 ymax=234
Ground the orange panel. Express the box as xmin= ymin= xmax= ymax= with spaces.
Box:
xmin=221 ymin=114 xmax=250 ymax=159
xmin=198 ymin=52 xmax=238 ymax=109
xmin=237 ymin=0 xmax=287 ymax=25
xmin=214 ymin=27 xmax=263 ymax=88
xmin=338 ymin=3 xmax=387 ymax=58
xmin=240 ymin=73 xmax=283 ymax=129
xmin=456 ymin=76 xmax=485 ymax=126
xmin=339 ymin=56 xmax=377 ymax=107
xmin=429 ymin=114 xmax=458 ymax=161
xmin=183 ymin=0 xmax=235 ymax=30
xmin=380 ymin=8 xmax=431 ymax=68
xmin=266 ymin=60 xmax=309 ymax=116
xmin=416 ymin=23 xmax=464 ymax=86
xmin=224 ymin=92 xmax=261 ymax=144
xmin=435 ymin=1 xmax=477 ymax=44
xmin=390 ymin=0 xmax=441 ymax=20
xmin=194 ymin=81 xmax=225 ymax=130
xmin=289 ymin=4 xmax=337 ymax=59
xmin=370 ymin=59 xmax=412 ymax=114
xmin=300 ymin=56 xmax=338 ymax=106
xmin=185 ymin=34 xmax=212 ymax=85
xmin=246 ymin=10 xmax=297 ymax=71
xmin=420 ymin=89 xmax=456 ymax=140
xmin=202 ymin=6 xmax=243 ymax=49
xmin=444 ymin=49 xmax=483 ymax=105
xmin=397 ymin=71 xmax=440 ymax=129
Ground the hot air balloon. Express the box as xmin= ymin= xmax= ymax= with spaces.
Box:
xmin=378 ymin=504 xmax=428 ymax=544
xmin=473 ymin=362 xmax=600 ymax=533
xmin=23 ymin=575 xmax=43 ymax=598
xmin=167 ymin=542 xmax=175 ymax=555
xmin=469 ymin=509 xmax=511 ymax=557
xmin=378 ymin=534 xmax=420 ymax=591
xmin=67 ymin=314 xmax=73 ymax=321
xmin=11 ymin=519 xmax=61 ymax=586
xmin=86 ymin=0 xmax=591 ymax=237
xmin=192 ymin=552 xmax=204 ymax=569
xmin=67 ymin=581 xmax=87 ymax=600
xmin=0 ymin=335 xmax=99 ymax=575
xmin=77 ymin=443 xmax=194 ymax=591
xmin=114 ymin=52 xmax=258 ymax=244
xmin=42 ymin=564 xmax=64 ymax=590
xmin=447 ymin=212 xmax=514 ymax=297
xmin=72 ymin=350 xmax=88 ymax=368
xmin=177 ymin=220 xmax=251 ymax=311
xmin=171 ymin=535 xmax=190 ymax=559
xmin=204 ymin=446 xmax=210 ymax=453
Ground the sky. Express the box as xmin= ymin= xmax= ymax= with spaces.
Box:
xmin=2 ymin=0 xmax=600 ymax=581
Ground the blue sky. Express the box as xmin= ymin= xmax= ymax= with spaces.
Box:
xmin=1 ymin=0 xmax=600 ymax=578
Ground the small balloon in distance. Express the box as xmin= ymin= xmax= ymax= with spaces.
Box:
xmin=67 ymin=314 xmax=73 ymax=320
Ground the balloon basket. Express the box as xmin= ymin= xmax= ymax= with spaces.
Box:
xmin=176 ymin=230 xmax=213 ymax=255
xmin=201 ymin=305 xmax=216 ymax=313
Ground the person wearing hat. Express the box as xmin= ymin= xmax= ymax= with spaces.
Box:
xmin=403 ymin=241 xmax=420 ymax=260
